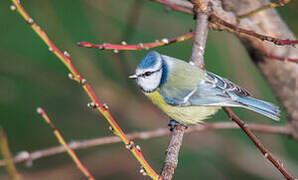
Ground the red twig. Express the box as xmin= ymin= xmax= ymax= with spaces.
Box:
xmin=223 ymin=107 xmax=294 ymax=180
xmin=37 ymin=108 xmax=94 ymax=180
xmin=264 ymin=52 xmax=298 ymax=63
xmin=78 ymin=31 xmax=194 ymax=51
xmin=10 ymin=1 xmax=160 ymax=179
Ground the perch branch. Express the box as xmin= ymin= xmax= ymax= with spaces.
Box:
xmin=237 ymin=0 xmax=291 ymax=19
xmin=77 ymin=31 xmax=194 ymax=51
xmin=0 ymin=127 xmax=21 ymax=180
xmin=160 ymin=1 xmax=209 ymax=179
xmin=223 ymin=107 xmax=294 ymax=180
xmin=160 ymin=125 xmax=185 ymax=180
xmin=10 ymin=1 xmax=160 ymax=179
xmin=0 ymin=122 xmax=291 ymax=167
xmin=37 ymin=108 xmax=94 ymax=180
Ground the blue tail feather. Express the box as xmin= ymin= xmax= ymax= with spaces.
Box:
xmin=237 ymin=97 xmax=280 ymax=121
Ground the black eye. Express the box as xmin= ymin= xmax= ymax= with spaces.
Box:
xmin=144 ymin=71 xmax=153 ymax=76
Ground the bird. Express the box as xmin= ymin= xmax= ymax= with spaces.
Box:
xmin=129 ymin=51 xmax=280 ymax=125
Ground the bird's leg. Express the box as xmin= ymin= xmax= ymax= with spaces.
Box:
xmin=168 ymin=120 xmax=188 ymax=131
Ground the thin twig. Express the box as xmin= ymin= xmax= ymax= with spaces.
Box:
xmin=10 ymin=1 xmax=160 ymax=179
xmin=149 ymin=0 xmax=193 ymax=14
xmin=0 ymin=127 xmax=21 ymax=180
xmin=237 ymin=0 xmax=291 ymax=19
xmin=263 ymin=51 xmax=298 ymax=63
xmin=0 ymin=122 xmax=290 ymax=167
xmin=223 ymin=107 xmax=294 ymax=180
xmin=37 ymin=108 xmax=95 ymax=180
xmin=77 ymin=31 xmax=194 ymax=51
xmin=209 ymin=14 xmax=298 ymax=46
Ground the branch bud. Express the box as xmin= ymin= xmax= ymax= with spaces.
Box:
xmin=28 ymin=18 xmax=34 ymax=25
xmin=68 ymin=73 xmax=74 ymax=80
xmin=139 ymin=166 xmax=147 ymax=176
xmin=87 ymin=102 xmax=98 ymax=109
xmin=161 ymin=38 xmax=169 ymax=44
xmin=36 ymin=107 xmax=43 ymax=114
xmin=10 ymin=5 xmax=16 ymax=11
xmin=102 ymin=103 xmax=109 ymax=111
xmin=63 ymin=51 xmax=71 ymax=58
xmin=108 ymin=126 xmax=114 ymax=132
xmin=80 ymin=78 xmax=87 ymax=85
xmin=125 ymin=141 xmax=135 ymax=150
xmin=121 ymin=41 xmax=127 ymax=45
xmin=135 ymin=145 xmax=141 ymax=152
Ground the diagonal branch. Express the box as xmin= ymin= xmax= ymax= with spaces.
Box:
xmin=10 ymin=1 xmax=160 ymax=179
xmin=0 ymin=122 xmax=291 ymax=167
xmin=223 ymin=107 xmax=294 ymax=180
xmin=37 ymin=108 xmax=94 ymax=180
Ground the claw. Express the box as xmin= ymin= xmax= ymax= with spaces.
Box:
xmin=168 ymin=120 xmax=188 ymax=131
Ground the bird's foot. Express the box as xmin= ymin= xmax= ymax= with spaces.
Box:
xmin=168 ymin=120 xmax=188 ymax=131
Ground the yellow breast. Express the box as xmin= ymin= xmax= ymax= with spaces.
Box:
xmin=144 ymin=91 xmax=220 ymax=124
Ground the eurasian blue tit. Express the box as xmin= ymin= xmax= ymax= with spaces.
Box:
xmin=129 ymin=51 xmax=280 ymax=124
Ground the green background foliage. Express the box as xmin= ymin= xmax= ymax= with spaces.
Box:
xmin=0 ymin=0 xmax=298 ymax=179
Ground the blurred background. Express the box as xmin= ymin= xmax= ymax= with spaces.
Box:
xmin=0 ymin=0 xmax=298 ymax=179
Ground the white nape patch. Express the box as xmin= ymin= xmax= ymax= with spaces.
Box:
xmin=136 ymin=69 xmax=162 ymax=92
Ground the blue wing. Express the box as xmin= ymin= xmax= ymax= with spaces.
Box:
xmin=159 ymin=71 xmax=249 ymax=107
xmin=159 ymin=71 xmax=280 ymax=120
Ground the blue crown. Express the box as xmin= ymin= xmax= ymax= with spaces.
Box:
xmin=138 ymin=51 xmax=160 ymax=69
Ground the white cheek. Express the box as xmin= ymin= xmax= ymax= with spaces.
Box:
xmin=137 ymin=72 xmax=162 ymax=92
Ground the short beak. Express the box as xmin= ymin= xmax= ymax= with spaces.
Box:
xmin=128 ymin=74 xmax=137 ymax=79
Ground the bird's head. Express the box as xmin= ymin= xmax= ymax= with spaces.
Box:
xmin=129 ymin=51 xmax=168 ymax=93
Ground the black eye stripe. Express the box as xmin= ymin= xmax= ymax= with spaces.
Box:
xmin=145 ymin=71 xmax=152 ymax=76
xmin=141 ymin=68 xmax=161 ymax=77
